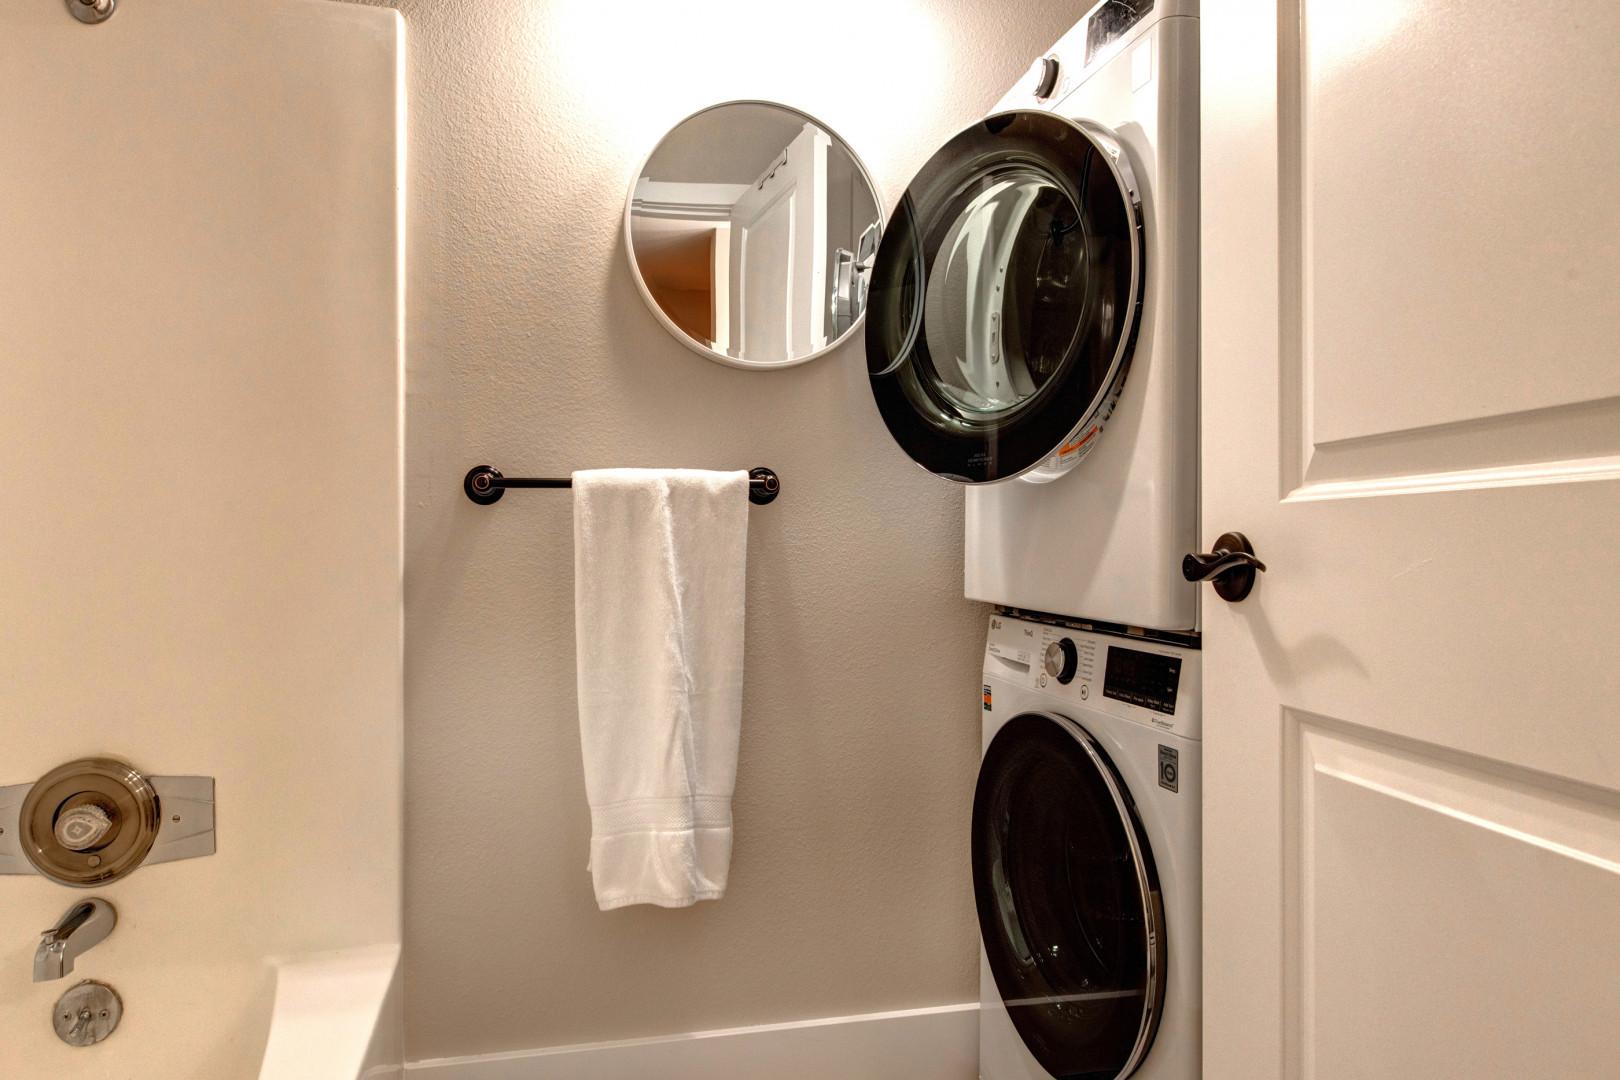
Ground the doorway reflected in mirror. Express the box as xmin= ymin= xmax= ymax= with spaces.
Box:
xmin=626 ymin=101 xmax=882 ymax=369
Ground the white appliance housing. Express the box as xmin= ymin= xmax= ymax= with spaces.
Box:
xmin=977 ymin=614 xmax=1200 ymax=1080
xmin=966 ymin=2 xmax=1200 ymax=631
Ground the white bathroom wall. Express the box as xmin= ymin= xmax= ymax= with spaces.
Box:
xmin=347 ymin=0 xmax=1086 ymax=1064
xmin=0 ymin=2 xmax=402 ymax=1076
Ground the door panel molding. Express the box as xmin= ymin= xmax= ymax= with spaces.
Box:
xmin=1287 ymin=709 xmax=1620 ymax=1077
xmin=1278 ymin=0 xmax=1620 ymax=500
xmin=1289 ymin=395 xmax=1620 ymax=500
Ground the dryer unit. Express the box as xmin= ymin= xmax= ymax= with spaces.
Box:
xmin=865 ymin=0 xmax=1199 ymax=631
xmin=977 ymin=613 xmax=1200 ymax=1080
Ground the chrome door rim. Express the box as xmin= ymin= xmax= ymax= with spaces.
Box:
xmin=865 ymin=110 xmax=1146 ymax=484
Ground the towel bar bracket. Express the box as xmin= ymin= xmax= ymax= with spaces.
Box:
xmin=463 ymin=465 xmax=780 ymax=506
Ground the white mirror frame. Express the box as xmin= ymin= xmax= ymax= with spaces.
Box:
xmin=623 ymin=100 xmax=885 ymax=371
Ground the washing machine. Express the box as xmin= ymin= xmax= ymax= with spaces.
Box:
xmin=977 ymin=613 xmax=1200 ymax=1080
xmin=866 ymin=0 xmax=1199 ymax=632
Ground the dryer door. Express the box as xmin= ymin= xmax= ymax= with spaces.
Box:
xmin=973 ymin=712 xmax=1166 ymax=1080
xmin=866 ymin=111 xmax=1143 ymax=484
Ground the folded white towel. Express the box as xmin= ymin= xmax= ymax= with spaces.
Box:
xmin=572 ymin=468 xmax=750 ymax=910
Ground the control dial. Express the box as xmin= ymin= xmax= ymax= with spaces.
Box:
xmin=1022 ymin=55 xmax=1061 ymax=101
xmin=54 ymin=802 xmax=115 ymax=851
xmin=1043 ymin=638 xmax=1079 ymax=684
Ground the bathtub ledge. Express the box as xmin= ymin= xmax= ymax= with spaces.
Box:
xmin=259 ymin=943 xmax=403 ymax=1080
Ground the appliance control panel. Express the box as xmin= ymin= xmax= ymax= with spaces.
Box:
xmin=983 ymin=613 xmax=1201 ymax=739
xmin=993 ymin=0 xmax=1190 ymax=114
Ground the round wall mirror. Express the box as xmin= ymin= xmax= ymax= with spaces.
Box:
xmin=625 ymin=101 xmax=883 ymax=369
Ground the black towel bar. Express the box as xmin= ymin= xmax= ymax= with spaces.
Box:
xmin=463 ymin=465 xmax=780 ymax=506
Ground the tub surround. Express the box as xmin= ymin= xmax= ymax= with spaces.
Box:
xmin=0 ymin=1 xmax=404 ymax=1075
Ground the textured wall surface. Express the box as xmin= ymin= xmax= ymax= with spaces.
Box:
xmin=357 ymin=0 xmax=1084 ymax=1061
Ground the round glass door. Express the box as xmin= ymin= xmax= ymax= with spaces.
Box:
xmin=973 ymin=712 xmax=1165 ymax=1079
xmin=865 ymin=111 xmax=1143 ymax=484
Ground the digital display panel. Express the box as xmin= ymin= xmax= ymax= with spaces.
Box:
xmin=1102 ymin=645 xmax=1181 ymax=714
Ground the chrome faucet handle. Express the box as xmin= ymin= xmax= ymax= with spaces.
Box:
xmin=54 ymin=803 xmax=115 ymax=851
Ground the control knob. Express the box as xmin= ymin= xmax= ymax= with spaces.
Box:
xmin=1043 ymin=638 xmax=1079 ymax=685
xmin=1022 ymin=55 xmax=1061 ymax=101
xmin=54 ymin=803 xmax=114 ymax=851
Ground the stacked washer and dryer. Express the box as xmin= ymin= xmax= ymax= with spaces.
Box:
xmin=864 ymin=3 xmax=1201 ymax=1078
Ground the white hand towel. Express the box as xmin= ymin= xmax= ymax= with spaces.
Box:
xmin=572 ymin=468 xmax=750 ymax=910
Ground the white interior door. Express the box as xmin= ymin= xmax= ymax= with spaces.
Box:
xmin=1201 ymin=3 xmax=1620 ymax=1078
xmin=710 ymin=222 xmax=731 ymax=353
xmin=730 ymin=123 xmax=829 ymax=362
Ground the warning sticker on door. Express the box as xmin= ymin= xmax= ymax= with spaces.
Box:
xmin=982 ymin=685 xmax=993 ymax=712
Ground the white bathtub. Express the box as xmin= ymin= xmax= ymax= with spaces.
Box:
xmin=260 ymin=944 xmax=403 ymax=1080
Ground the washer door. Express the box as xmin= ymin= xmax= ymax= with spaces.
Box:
xmin=973 ymin=712 xmax=1166 ymax=1080
xmin=865 ymin=111 xmax=1143 ymax=484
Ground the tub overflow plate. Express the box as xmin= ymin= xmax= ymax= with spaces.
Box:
xmin=54 ymin=980 xmax=122 ymax=1047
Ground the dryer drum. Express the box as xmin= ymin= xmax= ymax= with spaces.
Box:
xmin=866 ymin=110 xmax=1144 ymax=484
xmin=972 ymin=711 xmax=1166 ymax=1079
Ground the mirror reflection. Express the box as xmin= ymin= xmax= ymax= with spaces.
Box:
xmin=627 ymin=102 xmax=882 ymax=369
